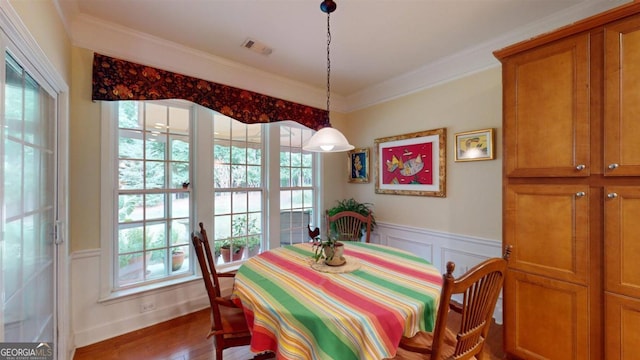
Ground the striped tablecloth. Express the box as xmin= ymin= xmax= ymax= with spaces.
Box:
xmin=232 ymin=242 xmax=442 ymax=360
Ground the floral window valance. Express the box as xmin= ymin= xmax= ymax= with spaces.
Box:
xmin=91 ymin=53 xmax=328 ymax=130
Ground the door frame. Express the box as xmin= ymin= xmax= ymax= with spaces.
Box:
xmin=0 ymin=3 xmax=69 ymax=359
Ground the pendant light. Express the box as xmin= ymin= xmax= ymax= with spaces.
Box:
xmin=303 ymin=0 xmax=354 ymax=153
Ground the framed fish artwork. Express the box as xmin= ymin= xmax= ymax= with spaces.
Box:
xmin=374 ymin=128 xmax=446 ymax=197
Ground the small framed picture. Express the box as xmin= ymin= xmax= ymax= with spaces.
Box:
xmin=454 ymin=128 xmax=495 ymax=162
xmin=348 ymin=148 xmax=370 ymax=183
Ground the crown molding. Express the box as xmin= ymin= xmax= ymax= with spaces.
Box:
xmin=344 ymin=0 xmax=627 ymax=112
xmin=66 ymin=0 xmax=626 ymax=114
xmin=70 ymin=13 xmax=342 ymax=113
xmin=0 ymin=0 xmax=68 ymax=92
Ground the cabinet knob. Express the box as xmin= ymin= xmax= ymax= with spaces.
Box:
xmin=576 ymin=164 xmax=586 ymax=171
xmin=503 ymin=245 xmax=513 ymax=260
xmin=607 ymin=193 xmax=618 ymax=199
xmin=608 ymin=163 xmax=619 ymax=170
xmin=576 ymin=191 xmax=586 ymax=197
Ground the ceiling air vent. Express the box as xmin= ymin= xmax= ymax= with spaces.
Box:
xmin=241 ymin=38 xmax=273 ymax=56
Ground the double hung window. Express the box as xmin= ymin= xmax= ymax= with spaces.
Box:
xmin=279 ymin=125 xmax=316 ymax=245
xmin=212 ymin=114 xmax=263 ymax=263
xmin=105 ymin=101 xmax=319 ymax=293
xmin=115 ymin=101 xmax=191 ymax=288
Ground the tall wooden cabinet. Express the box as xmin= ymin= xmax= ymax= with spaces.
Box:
xmin=494 ymin=3 xmax=640 ymax=359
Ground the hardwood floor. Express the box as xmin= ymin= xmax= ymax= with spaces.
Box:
xmin=73 ymin=308 xmax=504 ymax=360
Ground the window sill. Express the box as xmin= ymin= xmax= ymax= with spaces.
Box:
xmin=98 ymin=266 xmax=243 ymax=304
xmin=216 ymin=263 xmax=242 ymax=273
xmin=98 ymin=275 xmax=200 ymax=303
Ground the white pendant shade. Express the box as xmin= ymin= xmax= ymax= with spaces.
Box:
xmin=302 ymin=1 xmax=353 ymax=154
xmin=303 ymin=127 xmax=354 ymax=152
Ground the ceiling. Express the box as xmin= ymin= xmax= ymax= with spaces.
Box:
xmin=56 ymin=0 xmax=629 ymax=107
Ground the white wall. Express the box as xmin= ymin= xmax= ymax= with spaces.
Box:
xmin=343 ymin=67 xmax=503 ymax=241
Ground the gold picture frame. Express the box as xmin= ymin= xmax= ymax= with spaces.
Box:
xmin=348 ymin=148 xmax=370 ymax=183
xmin=374 ymin=128 xmax=446 ymax=197
xmin=454 ymin=128 xmax=495 ymax=162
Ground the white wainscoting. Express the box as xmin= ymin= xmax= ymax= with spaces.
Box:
xmin=70 ymin=223 xmax=503 ymax=350
xmin=70 ymin=249 xmax=212 ymax=349
xmin=371 ymin=222 xmax=504 ymax=323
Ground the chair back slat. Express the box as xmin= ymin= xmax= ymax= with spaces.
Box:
xmin=325 ymin=210 xmax=373 ymax=243
xmin=200 ymin=223 xmax=223 ymax=297
xmin=192 ymin=223 xmax=225 ymax=335
xmin=432 ymin=255 xmax=509 ymax=359
xmin=398 ymin=246 xmax=511 ymax=360
xmin=453 ymin=268 xmax=505 ymax=358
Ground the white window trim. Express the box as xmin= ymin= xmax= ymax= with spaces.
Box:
xmin=99 ymin=102 xmax=117 ymax=300
xmin=99 ymin=103 xmax=322 ymax=299
xmin=99 ymin=102 xmax=201 ymax=301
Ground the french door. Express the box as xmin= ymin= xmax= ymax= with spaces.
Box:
xmin=1 ymin=50 xmax=58 ymax=349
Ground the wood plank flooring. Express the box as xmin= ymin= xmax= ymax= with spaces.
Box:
xmin=73 ymin=308 xmax=504 ymax=360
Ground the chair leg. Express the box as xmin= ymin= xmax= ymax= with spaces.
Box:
xmin=215 ymin=347 xmax=223 ymax=360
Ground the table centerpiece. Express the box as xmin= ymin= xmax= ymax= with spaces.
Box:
xmin=312 ymin=235 xmax=346 ymax=266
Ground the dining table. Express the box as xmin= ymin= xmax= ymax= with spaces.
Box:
xmin=231 ymin=241 xmax=443 ymax=360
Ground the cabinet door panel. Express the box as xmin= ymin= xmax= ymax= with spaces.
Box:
xmin=605 ymin=187 xmax=640 ymax=298
xmin=504 ymin=270 xmax=588 ymax=360
xmin=503 ymin=34 xmax=590 ymax=177
xmin=505 ymin=184 xmax=589 ymax=284
xmin=605 ymin=292 xmax=640 ymax=360
xmin=605 ymin=15 xmax=640 ymax=176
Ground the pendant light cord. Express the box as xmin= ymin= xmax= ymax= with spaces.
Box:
xmin=303 ymin=0 xmax=353 ymax=152
xmin=326 ymin=12 xmax=331 ymax=117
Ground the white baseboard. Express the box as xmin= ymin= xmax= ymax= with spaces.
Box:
xmin=72 ymin=295 xmax=209 ymax=348
xmin=67 ymin=333 xmax=76 ymax=360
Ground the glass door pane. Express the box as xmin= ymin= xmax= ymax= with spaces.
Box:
xmin=2 ymin=53 xmax=56 ymax=343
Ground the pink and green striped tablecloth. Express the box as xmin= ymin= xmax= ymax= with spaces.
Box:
xmin=232 ymin=242 xmax=442 ymax=360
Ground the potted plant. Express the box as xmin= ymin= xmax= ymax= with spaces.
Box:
xmin=220 ymin=237 xmax=245 ymax=263
xmin=246 ymin=235 xmax=261 ymax=257
xmin=326 ymin=198 xmax=377 ymax=236
xmin=311 ymin=235 xmax=345 ymax=266
xmin=171 ymin=247 xmax=185 ymax=271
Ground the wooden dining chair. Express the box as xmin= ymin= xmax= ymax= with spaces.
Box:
xmin=192 ymin=222 xmax=273 ymax=360
xmin=394 ymin=247 xmax=511 ymax=360
xmin=325 ymin=210 xmax=373 ymax=243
